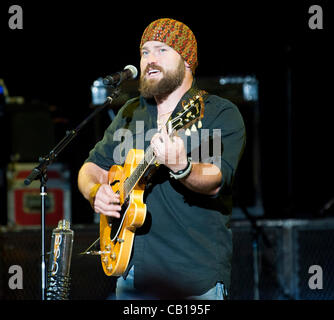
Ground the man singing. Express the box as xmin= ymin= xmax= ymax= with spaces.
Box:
xmin=78 ymin=18 xmax=246 ymax=299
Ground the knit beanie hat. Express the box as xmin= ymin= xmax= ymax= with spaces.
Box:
xmin=140 ymin=18 xmax=198 ymax=73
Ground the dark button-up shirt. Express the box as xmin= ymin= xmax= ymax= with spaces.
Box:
xmin=86 ymin=86 xmax=246 ymax=297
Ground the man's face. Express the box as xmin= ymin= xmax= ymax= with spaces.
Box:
xmin=139 ymin=41 xmax=185 ymax=99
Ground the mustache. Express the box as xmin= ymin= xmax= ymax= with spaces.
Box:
xmin=143 ymin=63 xmax=164 ymax=75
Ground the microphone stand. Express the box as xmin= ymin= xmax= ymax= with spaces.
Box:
xmin=238 ymin=204 xmax=272 ymax=300
xmin=24 ymin=88 xmax=120 ymax=300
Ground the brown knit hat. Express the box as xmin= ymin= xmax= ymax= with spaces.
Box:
xmin=140 ymin=18 xmax=198 ymax=73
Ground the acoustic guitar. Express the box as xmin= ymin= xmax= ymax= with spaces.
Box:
xmin=99 ymin=90 xmax=206 ymax=276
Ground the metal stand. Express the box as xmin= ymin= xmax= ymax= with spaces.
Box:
xmin=40 ymin=169 xmax=47 ymax=300
xmin=24 ymin=88 xmax=120 ymax=300
xmin=239 ymin=204 xmax=272 ymax=300
xmin=251 ymin=226 xmax=260 ymax=300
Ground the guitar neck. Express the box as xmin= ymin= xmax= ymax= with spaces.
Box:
xmin=123 ymin=145 xmax=156 ymax=198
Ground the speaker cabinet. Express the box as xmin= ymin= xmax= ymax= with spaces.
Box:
xmin=1 ymin=219 xmax=333 ymax=300
xmin=229 ymin=219 xmax=334 ymax=300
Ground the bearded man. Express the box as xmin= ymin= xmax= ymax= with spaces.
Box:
xmin=78 ymin=18 xmax=246 ymax=300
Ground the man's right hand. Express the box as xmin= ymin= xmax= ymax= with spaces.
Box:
xmin=78 ymin=162 xmax=122 ymax=218
xmin=93 ymin=184 xmax=122 ymax=218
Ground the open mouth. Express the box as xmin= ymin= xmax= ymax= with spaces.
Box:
xmin=145 ymin=65 xmax=163 ymax=78
xmin=147 ymin=69 xmax=161 ymax=77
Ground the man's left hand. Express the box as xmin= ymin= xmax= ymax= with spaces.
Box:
xmin=151 ymin=128 xmax=188 ymax=173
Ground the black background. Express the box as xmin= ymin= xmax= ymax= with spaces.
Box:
xmin=0 ymin=1 xmax=333 ymax=224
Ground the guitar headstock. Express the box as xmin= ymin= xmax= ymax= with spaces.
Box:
xmin=168 ymin=91 xmax=206 ymax=136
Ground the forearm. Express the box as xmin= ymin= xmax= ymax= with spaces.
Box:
xmin=178 ymin=162 xmax=222 ymax=196
xmin=77 ymin=162 xmax=109 ymax=202
xmin=150 ymin=129 xmax=223 ymax=196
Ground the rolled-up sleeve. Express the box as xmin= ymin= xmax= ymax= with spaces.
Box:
xmin=189 ymin=95 xmax=246 ymax=192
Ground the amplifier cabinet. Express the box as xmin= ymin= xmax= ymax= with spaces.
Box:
xmin=7 ymin=163 xmax=71 ymax=226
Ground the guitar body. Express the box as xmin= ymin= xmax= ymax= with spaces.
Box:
xmin=100 ymin=149 xmax=146 ymax=276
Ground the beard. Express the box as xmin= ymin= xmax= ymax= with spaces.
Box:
xmin=139 ymin=58 xmax=185 ymax=100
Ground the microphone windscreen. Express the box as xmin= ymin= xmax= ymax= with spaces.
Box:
xmin=124 ymin=65 xmax=138 ymax=79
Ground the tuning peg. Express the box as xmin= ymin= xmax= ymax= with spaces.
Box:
xmin=185 ymin=128 xmax=191 ymax=136
xmin=168 ymin=121 xmax=172 ymax=134
xmin=191 ymin=124 xmax=197 ymax=132
xmin=197 ymin=120 xmax=202 ymax=129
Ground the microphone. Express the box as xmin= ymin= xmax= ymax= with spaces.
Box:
xmin=103 ymin=65 xmax=138 ymax=86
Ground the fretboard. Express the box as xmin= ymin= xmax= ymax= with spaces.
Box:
xmin=123 ymin=145 xmax=156 ymax=198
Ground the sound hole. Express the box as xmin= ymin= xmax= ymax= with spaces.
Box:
xmin=110 ymin=180 xmax=120 ymax=187
xmin=108 ymin=197 xmax=130 ymax=242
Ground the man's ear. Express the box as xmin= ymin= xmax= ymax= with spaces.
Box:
xmin=184 ymin=60 xmax=193 ymax=75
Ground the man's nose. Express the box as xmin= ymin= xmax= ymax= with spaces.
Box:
xmin=146 ymin=52 xmax=158 ymax=64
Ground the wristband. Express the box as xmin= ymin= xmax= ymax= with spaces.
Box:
xmin=169 ymin=157 xmax=192 ymax=180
